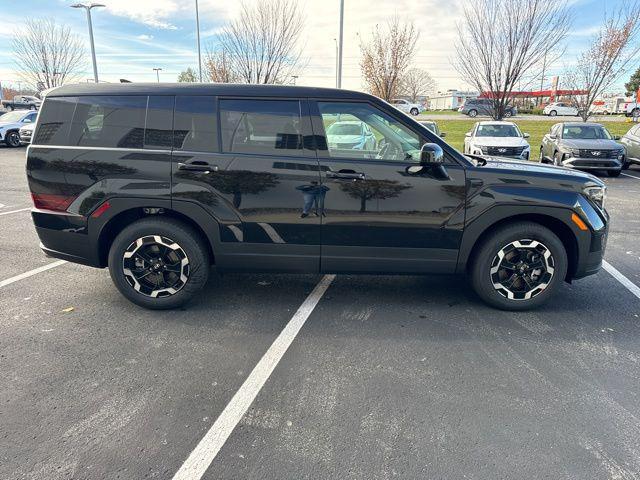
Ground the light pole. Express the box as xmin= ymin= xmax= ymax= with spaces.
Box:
xmin=71 ymin=3 xmax=105 ymax=84
xmin=333 ymin=38 xmax=338 ymax=88
xmin=153 ymin=68 xmax=162 ymax=83
xmin=337 ymin=0 xmax=344 ymax=88
xmin=195 ymin=0 xmax=203 ymax=82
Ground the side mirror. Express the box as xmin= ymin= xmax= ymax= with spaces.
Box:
xmin=523 ymin=133 xmax=530 ymax=138
xmin=22 ymin=118 xmax=32 ymax=123
xmin=465 ymin=132 xmax=471 ymax=137
xmin=440 ymin=132 xmax=447 ymax=138
xmin=420 ymin=143 xmax=444 ymax=165
xmin=549 ymin=134 xmax=557 ymax=140
xmin=614 ymin=135 xmax=621 ymax=140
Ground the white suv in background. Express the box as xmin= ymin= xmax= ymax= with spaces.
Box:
xmin=390 ymin=98 xmax=424 ymax=116
xmin=464 ymin=121 xmax=531 ymax=160
xmin=543 ymin=102 xmax=579 ymax=116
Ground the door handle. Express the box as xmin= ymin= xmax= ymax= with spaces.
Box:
xmin=177 ymin=162 xmax=218 ymax=173
xmin=326 ymin=170 xmax=365 ymax=180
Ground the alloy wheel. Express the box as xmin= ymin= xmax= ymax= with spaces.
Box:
xmin=490 ymin=239 xmax=555 ymax=301
xmin=122 ymin=235 xmax=190 ymax=298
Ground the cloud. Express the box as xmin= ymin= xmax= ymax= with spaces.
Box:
xmin=136 ymin=34 xmax=154 ymax=41
xmin=101 ymin=0 xmax=182 ymax=29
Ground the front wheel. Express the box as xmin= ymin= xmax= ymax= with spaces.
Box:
xmin=108 ymin=217 xmax=210 ymax=309
xmin=549 ymin=110 xmax=557 ymax=116
xmin=468 ymin=109 xmax=478 ymax=117
xmin=470 ymin=222 xmax=568 ymax=310
xmin=607 ymin=169 xmax=622 ymax=177
xmin=410 ymin=108 xmax=419 ymax=116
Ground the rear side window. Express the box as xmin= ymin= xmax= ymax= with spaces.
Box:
xmin=68 ymin=96 xmax=147 ymax=148
xmin=145 ymin=96 xmax=174 ymax=149
xmin=33 ymin=97 xmax=77 ymax=145
xmin=219 ymin=99 xmax=303 ymax=156
xmin=173 ymin=96 xmax=217 ymax=152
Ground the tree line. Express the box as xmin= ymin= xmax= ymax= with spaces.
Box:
xmin=11 ymin=0 xmax=640 ymax=121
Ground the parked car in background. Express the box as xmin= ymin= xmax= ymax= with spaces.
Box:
xmin=463 ymin=121 xmax=531 ymax=159
xmin=1 ymin=95 xmax=41 ymax=111
xmin=458 ymin=98 xmax=517 ymax=118
xmin=620 ymin=123 xmax=640 ymax=169
xmin=543 ymin=102 xmax=579 ymax=117
xmin=19 ymin=122 xmax=35 ymax=145
xmin=27 ymin=83 xmax=608 ymax=312
xmin=390 ymin=98 xmax=424 ymax=116
xmin=0 ymin=110 xmax=37 ymax=147
xmin=326 ymin=120 xmax=377 ymax=151
xmin=540 ymin=122 xmax=625 ymax=176
xmin=419 ymin=121 xmax=446 ymax=138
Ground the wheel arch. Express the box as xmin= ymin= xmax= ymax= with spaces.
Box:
xmin=459 ymin=212 xmax=579 ymax=281
xmin=94 ymin=201 xmax=219 ymax=268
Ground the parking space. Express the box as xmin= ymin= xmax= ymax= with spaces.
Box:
xmin=2 ymin=147 xmax=640 ymax=479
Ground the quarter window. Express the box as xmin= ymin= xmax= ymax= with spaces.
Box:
xmin=219 ymin=99 xmax=303 ymax=156
xmin=68 ymin=95 xmax=147 ymax=148
xmin=318 ymin=102 xmax=423 ymax=162
xmin=33 ymin=97 xmax=77 ymax=145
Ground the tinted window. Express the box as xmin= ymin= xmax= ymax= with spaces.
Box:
xmin=219 ymin=99 xmax=303 ymax=156
xmin=173 ymin=96 xmax=217 ymax=152
xmin=68 ymin=95 xmax=147 ymax=148
xmin=33 ymin=96 xmax=77 ymax=145
xmin=145 ymin=96 xmax=174 ymax=149
xmin=563 ymin=125 xmax=612 ymax=140
xmin=476 ymin=124 xmax=521 ymax=137
xmin=318 ymin=101 xmax=423 ymax=162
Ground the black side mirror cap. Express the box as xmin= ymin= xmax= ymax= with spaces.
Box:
xmin=440 ymin=132 xmax=446 ymax=138
xmin=420 ymin=143 xmax=445 ymax=165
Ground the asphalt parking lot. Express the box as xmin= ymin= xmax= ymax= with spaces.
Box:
xmin=2 ymin=146 xmax=640 ymax=479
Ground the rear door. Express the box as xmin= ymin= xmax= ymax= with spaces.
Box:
xmin=172 ymin=96 xmax=321 ymax=272
xmin=310 ymin=99 xmax=467 ymax=274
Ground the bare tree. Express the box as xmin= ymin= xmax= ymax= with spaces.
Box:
xmin=359 ymin=18 xmax=418 ymax=101
xmin=217 ymin=0 xmax=304 ymax=84
xmin=204 ymin=48 xmax=240 ymax=83
xmin=455 ymin=0 xmax=572 ymax=120
xmin=400 ymin=68 xmax=436 ymax=103
xmin=564 ymin=1 xmax=640 ymax=121
xmin=12 ymin=19 xmax=85 ymax=90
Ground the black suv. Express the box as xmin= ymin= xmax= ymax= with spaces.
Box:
xmin=27 ymin=84 xmax=608 ymax=311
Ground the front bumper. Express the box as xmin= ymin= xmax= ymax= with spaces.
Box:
xmin=561 ymin=156 xmax=623 ymax=171
xmin=19 ymin=130 xmax=32 ymax=144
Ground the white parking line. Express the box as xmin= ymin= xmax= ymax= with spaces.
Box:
xmin=0 ymin=260 xmax=67 ymax=288
xmin=603 ymin=260 xmax=640 ymax=300
xmin=0 ymin=207 xmax=31 ymax=216
xmin=621 ymin=172 xmax=640 ymax=180
xmin=171 ymin=274 xmax=336 ymax=480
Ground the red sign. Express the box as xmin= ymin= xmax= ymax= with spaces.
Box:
xmin=637 ymin=87 xmax=640 ymax=103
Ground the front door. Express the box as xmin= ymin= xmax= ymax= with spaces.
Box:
xmin=310 ymin=100 xmax=467 ymax=274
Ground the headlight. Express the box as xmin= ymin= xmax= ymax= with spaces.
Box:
xmin=615 ymin=149 xmax=625 ymax=159
xmin=583 ymin=185 xmax=606 ymax=210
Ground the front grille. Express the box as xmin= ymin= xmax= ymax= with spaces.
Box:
xmin=570 ymin=159 xmax=619 ymax=168
xmin=578 ymin=149 xmax=617 ymax=158
xmin=485 ymin=146 xmax=525 ymax=156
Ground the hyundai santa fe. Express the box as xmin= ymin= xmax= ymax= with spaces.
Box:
xmin=26 ymin=84 xmax=608 ymax=311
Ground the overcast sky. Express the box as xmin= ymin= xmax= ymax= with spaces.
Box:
xmin=0 ymin=0 xmax=636 ymax=94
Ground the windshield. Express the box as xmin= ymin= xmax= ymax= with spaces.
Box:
xmin=0 ymin=111 xmax=28 ymax=123
xmin=327 ymin=123 xmax=361 ymax=136
xmin=476 ymin=124 xmax=521 ymax=137
xmin=562 ymin=125 xmax=612 ymax=140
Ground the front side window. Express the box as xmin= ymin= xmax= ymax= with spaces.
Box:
xmin=318 ymin=102 xmax=423 ymax=162
xmin=219 ymin=99 xmax=303 ymax=156
xmin=68 ymin=95 xmax=147 ymax=148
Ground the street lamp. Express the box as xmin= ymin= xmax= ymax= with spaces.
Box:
xmin=153 ymin=68 xmax=162 ymax=82
xmin=71 ymin=3 xmax=105 ymax=84
xmin=333 ymin=38 xmax=338 ymax=88
xmin=337 ymin=0 xmax=344 ymax=88
xmin=195 ymin=0 xmax=203 ymax=82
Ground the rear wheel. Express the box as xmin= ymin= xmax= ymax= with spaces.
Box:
xmin=410 ymin=107 xmax=419 ymax=116
xmin=549 ymin=110 xmax=557 ymax=116
xmin=5 ymin=131 xmax=20 ymax=148
xmin=108 ymin=217 xmax=209 ymax=309
xmin=470 ymin=222 xmax=568 ymax=310
xmin=6 ymin=105 xmax=13 ymax=111
xmin=468 ymin=109 xmax=478 ymax=118
xmin=504 ymin=110 xmax=513 ymax=118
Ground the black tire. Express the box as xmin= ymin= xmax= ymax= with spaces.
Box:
xmin=29 ymin=105 xmax=36 ymax=110
xmin=6 ymin=105 xmax=13 ymax=111
xmin=5 ymin=131 xmax=21 ymax=148
xmin=410 ymin=108 xmax=419 ymax=116
xmin=622 ymin=160 xmax=630 ymax=170
xmin=108 ymin=217 xmax=209 ymax=309
xmin=607 ymin=169 xmax=622 ymax=177
xmin=504 ymin=110 xmax=513 ymax=118
xmin=470 ymin=222 xmax=568 ymax=311
xmin=549 ymin=110 xmax=557 ymax=116
xmin=468 ymin=109 xmax=478 ymax=118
